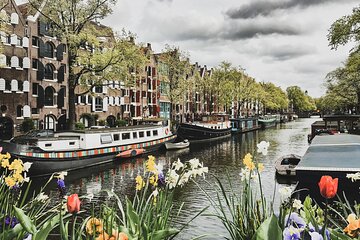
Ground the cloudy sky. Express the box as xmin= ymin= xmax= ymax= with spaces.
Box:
xmin=102 ymin=0 xmax=358 ymax=97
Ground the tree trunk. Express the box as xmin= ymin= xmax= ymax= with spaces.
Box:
xmin=357 ymin=91 xmax=360 ymax=114
xmin=67 ymin=52 xmax=77 ymax=130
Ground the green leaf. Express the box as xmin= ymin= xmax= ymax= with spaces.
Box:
xmin=151 ymin=228 xmax=179 ymax=240
xmin=252 ymin=214 xmax=282 ymax=240
xmin=0 ymin=223 xmax=23 ymax=239
xmin=33 ymin=214 xmax=60 ymax=240
xmin=13 ymin=206 xmax=37 ymax=234
xmin=330 ymin=230 xmax=353 ymax=240
xmin=126 ymin=198 xmax=140 ymax=234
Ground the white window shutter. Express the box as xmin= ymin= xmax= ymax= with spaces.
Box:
xmin=0 ymin=54 xmax=5 ymax=66
xmin=103 ymin=80 xmax=108 ymax=94
xmin=108 ymin=96 xmax=113 ymax=106
xmin=10 ymin=34 xmax=17 ymax=45
xmin=23 ymin=57 xmax=30 ymax=68
xmin=114 ymin=96 xmax=119 ymax=106
xmin=92 ymin=97 xmax=96 ymax=111
xmin=23 ymin=81 xmax=29 ymax=92
xmin=0 ymin=32 xmax=6 ymax=43
xmin=78 ymin=95 xmax=81 ymax=104
xmin=10 ymin=13 xmax=19 ymax=24
xmin=22 ymin=37 xmax=29 ymax=48
xmin=120 ymin=97 xmax=125 ymax=105
xmin=11 ymin=79 xmax=18 ymax=91
xmin=103 ymin=97 xmax=108 ymax=111
xmin=23 ymin=105 xmax=31 ymax=117
xmin=0 ymin=78 xmax=5 ymax=91
xmin=11 ymin=56 xmax=19 ymax=68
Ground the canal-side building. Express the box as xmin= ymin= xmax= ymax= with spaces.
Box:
xmin=0 ymin=0 xmax=30 ymax=140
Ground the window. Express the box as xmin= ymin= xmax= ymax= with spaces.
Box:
xmin=80 ymin=95 xmax=86 ymax=104
xmin=139 ymin=131 xmax=144 ymax=138
xmin=44 ymin=64 xmax=54 ymax=79
xmin=32 ymin=83 xmax=38 ymax=95
xmin=44 ymin=42 xmax=54 ymax=58
xmin=133 ymin=132 xmax=137 ymax=139
xmin=16 ymin=105 xmax=23 ymax=117
xmin=94 ymin=86 xmax=102 ymax=93
xmin=122 ymin=132 xmax=130 ymax=140
xmin=95 ymin=97 xmax=102 ymax=111
xmin=5 ymin=80 xmax=11 ymax=91
xmin=113 ymin=134 xmax=120 ymax=141
xmin=153 ymin=130 xmax=158 ymax=136
xmin=18 ymin=81 xmax=23 ymax=91
xmin=69 ymin=142 xmax=75 ymax=145
xmin=16 ymin=37 xmax=22 ymax=46
xmin=45 ymin=143 xmax=52 ymax=147
xmin=44 ymin=86 xmax=55 ymax=106
xmin=6 ymin=56 xmax=10 ymax=67
xmin=32 ymin=36 xmax=39 ymax=47
xmin=100 ymin=134 xmax=112 ymax=144
xmin=32 ymin=59 xmax=38 ymax=69
xmin=146 ymin=131 xmax=151 ymax=137
xmin=18 ymin=58 xmax=23 ymax=68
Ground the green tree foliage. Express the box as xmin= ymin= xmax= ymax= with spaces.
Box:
xmin=327 ymin=5 xmax=360 ymax=51
xmin=261 ymin=82 xmax=289 ymax=113
xmin=286 ymin=86 xmax=315 ymax=113
xmin=27 ymin=0 xmax=146 ymax=129
xmin=0 ymin=4 xmax=8 ymax=56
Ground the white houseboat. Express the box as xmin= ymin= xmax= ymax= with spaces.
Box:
xmin=0 ymin=120 xmax=176 ymax=176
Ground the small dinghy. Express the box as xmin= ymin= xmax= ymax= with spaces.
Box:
xmin=165 ymin=139 xmax=190 ymax=150
xmin=275 ymin=154 xmax=301 ymax=177
xmin=116 ymin=148 xmax=145 ymax=158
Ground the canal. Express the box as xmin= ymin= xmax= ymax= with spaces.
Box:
xmin=32 ymin=117 xmax=316 ymax=239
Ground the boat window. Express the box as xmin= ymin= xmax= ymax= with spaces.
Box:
xmin=146 ymin=131 xmax=151 ymax=137
xmin=122 ymin=132 xmax=130 ymax=140
xmin=153 ymin=130 xmax=158 ymax=136
xmin=139 ymin=131 xmax=144 ymax=138
xmin=133 ymin=132 xmax=138 ymax=139
xmin=69 ymin=142 xmax=75 ymax=145
xmin=45 ymin=143 xmax=52 ymax=147
xmin=113 ymin=134 xmax=120 ymax=141
xmin=100 ymin=134 xmax=112 ymax=144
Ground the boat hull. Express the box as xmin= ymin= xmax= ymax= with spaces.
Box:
xmin=177 ymin=123 xmax=231 ymax=142
xmin=2 ymin=135 xmax=176 ymax=176
xmin=165 ymin=141 xmax=190 ymax=150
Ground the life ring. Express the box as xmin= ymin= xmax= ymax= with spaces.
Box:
xmin=165 ymin=128 xmax=169 ymax=135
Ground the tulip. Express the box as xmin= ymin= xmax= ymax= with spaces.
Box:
xmin=67 ymin=194 xmax=81 ymax=213
xmin=318 ymin=175 xmax=338 ymax=199
xmin=118 ymin=232 xmax=128 ymax=240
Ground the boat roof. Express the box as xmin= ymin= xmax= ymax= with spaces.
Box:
xmin=296 ymin=134 xmax=360 ymax=172
xmin=323 ymin=114 xmax=360 ymax=121
xmin=57 ymin=124 xmax=162 ymax=134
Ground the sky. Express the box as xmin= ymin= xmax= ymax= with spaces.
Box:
xmin=101 ymin=0 xmax=358 ymax=98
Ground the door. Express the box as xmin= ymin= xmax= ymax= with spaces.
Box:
xmin=0 ymin=117 xmax=14 ymax=140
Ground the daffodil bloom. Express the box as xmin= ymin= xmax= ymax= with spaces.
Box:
xmin=346 ymin=172 xmax=360 ymax=182
xmin=166 ymin=170 xmax=179 ymax=189
xmin=36 ymin=192 xmax=49 ymax=202
xmin=1 ymin=158 xmax=9 ymax=168
xmin=146 ymin=157 xmax=157 ymax=173
xmin=13 ymin=170 xmax=24 ymax=183
xmin=240 ymin=168 xmax=251 ymax=181
xmin=135 ymin=175 xmax=145 ymax=191
xmin=8 ymin=159 xmax=23 ymax=172
xmin=5 ymin=176 xmax=16 ymax=188
xmin=243 ymin=153 xmax=254 ymax=170
xmin=292 ymin=199 xmax=303 ymax=210
xmin=257 ymin=163 xmax=264 ymax=173
xmin=279 ymin=186 xmax=292 ymax=202
xmin=172 ymin=158 xmax=184 ymax=171
xmin=189 ymin=158 xmax=201 ymax=170
xmin=179 ymin=171 xmax=192 ymax=186
xmin=86 ymin=217 xmax=103 ymax=235
xmin=344 ymin=213 xmax=360 ymax=237
xmin=23 ymin=162 xmax=33 ymax=172
xmin=56 ymin=171 xmax=68 ymax=180
xmin=257 ymin=141 xmax=270 ymax=156
xmin=149 ymin=174 xmax=158 ymax=187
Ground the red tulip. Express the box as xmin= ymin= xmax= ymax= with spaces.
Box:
xmin=318 ymin=175 xmax=338 ymax=199
xmin=67 ymin=194 xmax=81 ymax=213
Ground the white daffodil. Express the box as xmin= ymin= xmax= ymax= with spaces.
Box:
xmin=56 ymin=171 xmax=68 ymax=180
xmin=156 ymin=162 xmax=164 ymax=173
xmin=179 ymin=171 xmax=192 ymax=186
xmin=346 ymin=172 xmax=360 ymax=182
xmin=292 ymin=199 xmax=303 ymax=210
xmin=189 ymin=158 xmax=201 ymax=170
xmin=23 ymin=162 xmax=33 ymax=172
xmin=152 ymin=188 xmax=159 ymax=198
xmin=240 ymin=168 xmax=251 ymax=181
xmin=23 ymin=172 xmax=30 ymax=182
xmin=172 ymin=158 xmax=184 ymax=171
xmin=279 ymin=186 xmax=292 ymax=202
xmin=166 ymin=170 xmax=179 ymax=189
xmin=257 ymin=141 xmax=270 ymax=156
xmin=36 ymin=192 xmax=49 ymax=202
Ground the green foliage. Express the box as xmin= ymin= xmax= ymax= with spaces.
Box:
xmin=261 ymin=82 xmax=289 ymax=112
xmin=252 ymin=214 xmax=282 ymax=240
xmin=286 ymin=86 xmax=316 ymax=112
xmin=98 ymin=119 xmax=106 ymax=126
xmin=75 ymin=122 xmax=85 ymax=130
xmin=21 ymin=119 xmax=35 ymax=133
xmin=115 ymin=119 xmax=127 ymax=127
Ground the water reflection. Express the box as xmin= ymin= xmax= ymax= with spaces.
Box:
xmin=31 ymin=118 xmax=315 ymax=240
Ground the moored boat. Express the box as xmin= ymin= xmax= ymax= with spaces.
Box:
xmin=165 ymin=139 xmax=190 ymax=150
xmin=116 ymin=148 xmax=145 ymax=158
xmin=177 ymin=114 xmax=231 ymax=142
xmin=230 ymin=117 xmax=261 ymax=134
xmin=258 ymin=115 xmax=277 ymax=129
xmin=275 ymin=154 xmax=301 ymax=177
xmin=0 ymin=120 xmax=176 ymax=176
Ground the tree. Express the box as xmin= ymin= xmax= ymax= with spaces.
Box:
xmin=27 ymin=0 xmax=146 ymax=129
xmin=286 ymin=86 xmax=315 ymax=113
xmin=158 ymin=45 xmax=192 ymax=120
xmin=261 ymin=82 xmax=288 ymax=113
xmin=327 ymin=5 xmax=360 ymax=51
xmin=0 ymin=3 xmax=8 ymax=56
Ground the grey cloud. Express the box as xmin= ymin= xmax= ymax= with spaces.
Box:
xmin=226 ymin=0 xmax=342 ymax=19
xmin=266 ymin=47 xmax=314 ymax=61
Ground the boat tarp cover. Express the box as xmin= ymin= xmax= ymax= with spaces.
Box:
xmin=296 ymin=134 xmax=360 ymax=172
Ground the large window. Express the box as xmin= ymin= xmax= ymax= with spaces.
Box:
xmin=44 ymin=86 xmax=55 ymax=106
xmin=44 ymin=64 xmax=55 ymax=80
xmin=44 ymin=42 xmax=54 ymax=58
xmin=95 ymin=97 xmax=103 ymax=111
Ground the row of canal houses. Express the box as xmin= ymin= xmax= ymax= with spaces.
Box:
xmin=0 ymin=0 xmax=259 ymax=140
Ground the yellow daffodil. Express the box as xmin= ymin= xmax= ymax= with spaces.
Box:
xmin=5 ymin=176 xmax=16 ymax=188
xmin=344 ymin=213 xmax=360 ymax=237
xmin=135 ymin=175 xmax=145 ymax=191
xmin=86 ymin=217 xmax=103 ymax=235
xmin=1 ymin=158 xmax=9 ymax=168
xmin=149 ymin=174 xmax=158 ymax=187
xmin=146 ymin=156 xmax=157 ymax=173
xmin=257 ymin=163 xmax=264 ymax=173
xmin=243 ymin=153 xmax=255 ymax=170
xmin=13 ymin=170 xmax=24 ymax=183
xmin=8 ymin=159 xmax=23 ymax=172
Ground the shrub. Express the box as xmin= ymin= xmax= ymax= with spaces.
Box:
xmin=115 ymin=119 xmax=127 ymax=127
xmin=75 ymin=122 xmax=85 ymax=130
xmin=21 ymin=118 xmax=34 ymax=133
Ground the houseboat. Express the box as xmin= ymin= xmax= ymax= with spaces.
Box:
xmin=177 ymin=114 xmax=231 ymax=142
xmin=0 ymin=120 xmax=176 ymax=176
xmin=230 ymin=117 xmax=261 ymax=134
xmin=295 ymin=134 xmax=360 ymax=202
xmin=258 ymin=115 xmax=277 ymax=129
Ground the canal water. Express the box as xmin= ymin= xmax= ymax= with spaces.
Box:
xmin=32 ymin=118 xmax=316 ymax=239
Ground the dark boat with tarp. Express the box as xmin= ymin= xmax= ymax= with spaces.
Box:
xmin=230 ymin=117 xmax=261 ymax=134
